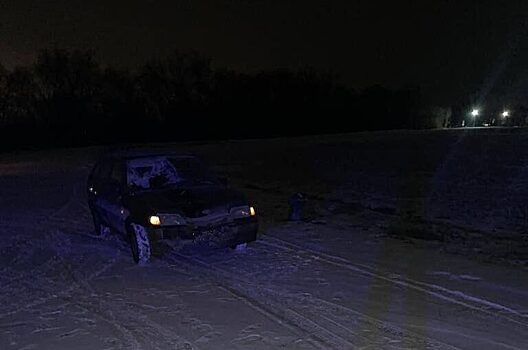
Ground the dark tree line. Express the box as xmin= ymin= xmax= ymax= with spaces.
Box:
xmin=0 ymin=49 xmax=429 ymax=150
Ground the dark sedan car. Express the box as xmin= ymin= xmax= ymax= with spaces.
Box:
xmin=87 ymin=150 xmax=258 ymax=264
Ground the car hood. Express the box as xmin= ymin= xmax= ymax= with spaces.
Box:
xmin=125 ymin=185 xmax=248 ymax=219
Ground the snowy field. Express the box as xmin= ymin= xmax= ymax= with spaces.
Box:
xmin=1 ymin=129 xmax=528 ymax=349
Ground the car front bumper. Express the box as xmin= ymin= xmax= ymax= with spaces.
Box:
xmin=150 ymin=218 xmax=258 ymax=247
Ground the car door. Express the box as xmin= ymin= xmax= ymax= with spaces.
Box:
xmin=88 ymin=158 xmax=113 ymax=221
xmin=105 ymin=161 xmax=127 ymax=234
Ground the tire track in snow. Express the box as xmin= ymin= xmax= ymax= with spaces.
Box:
xmin=0 ymin=219 xmax=195 ymax=349
xmin=0 ymin=232 xmax=142 ymax=349
xmin=164 ymin=249 xmax=458 ymax=350
xmin=215 ymin=285 xmax=330 ymax=350
xmin=0 ymin=224 xmax=123 ymax=316
xmin=0 ymin=249 xmax=119 ymax=319
xmin=165 ymin=252 xmax=353 ymax=350
xmin=61 ymin=261 xmax=198 ymax=350
xmin=258 ymin=235 xmax=528 ymax=330
xmin=0 ymin=227 xmax=84 ymax=306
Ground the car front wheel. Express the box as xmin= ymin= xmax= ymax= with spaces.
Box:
xmin=129 ymin=223 xmax=151 ymax=265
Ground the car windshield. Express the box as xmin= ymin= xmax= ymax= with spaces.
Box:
xmin=126 ymin=156 xmax=219 ymax=191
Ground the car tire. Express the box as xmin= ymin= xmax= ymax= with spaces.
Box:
xmin=92 ymin=211 xmax=111 ymax=238
xmin=129 ymin=223 xmax=151 ymax=265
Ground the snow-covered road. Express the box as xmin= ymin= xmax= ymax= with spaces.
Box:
xmin=1 ymin=145 xmax=527 ymax=349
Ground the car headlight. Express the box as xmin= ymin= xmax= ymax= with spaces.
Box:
xmin=230 ymin=205 xmax=256 ymax=219
xmin=149 ymin=215 xmax=161 ymax=226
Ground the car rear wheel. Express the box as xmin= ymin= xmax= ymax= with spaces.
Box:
xmin=129 ymin=223 xmax=151 ymax=265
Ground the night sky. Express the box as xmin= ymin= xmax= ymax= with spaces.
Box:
xmin=1 ymin=0 xmax=528 ymax=104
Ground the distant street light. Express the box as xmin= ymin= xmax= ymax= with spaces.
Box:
xmin=471 ymin=109 xmax=479 ymax=127
xmin=502 ymin=110 xmax=510 ymax=118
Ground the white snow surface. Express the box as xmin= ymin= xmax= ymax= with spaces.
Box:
xmin=1 ymin=131 xmax=528 ymax=349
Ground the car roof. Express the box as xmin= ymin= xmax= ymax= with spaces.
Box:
xmin=104 ymin=148 xmax=197 ymax=161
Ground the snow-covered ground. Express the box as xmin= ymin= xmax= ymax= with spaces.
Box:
xmin=1 ymin=129 xmax=528 ymax=349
